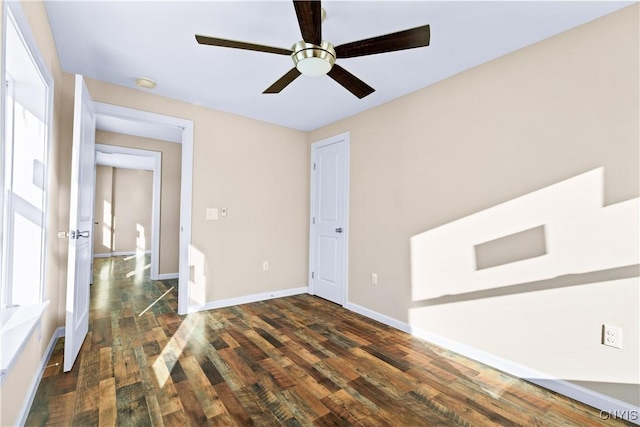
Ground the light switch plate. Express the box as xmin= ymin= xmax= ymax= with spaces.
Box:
xmin=206 ymin=208 xmax=219 ymax=220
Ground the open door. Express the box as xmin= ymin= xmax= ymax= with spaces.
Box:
xmin=64 ymin=75 xmax=96 ymax=372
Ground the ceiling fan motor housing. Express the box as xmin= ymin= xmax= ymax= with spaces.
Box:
xmin=291 ymin=40 xmax=336 ymax=77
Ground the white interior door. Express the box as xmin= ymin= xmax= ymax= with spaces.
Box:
xmin=64 ymin=75 xmax=96 ymax=372
xmin=310 ymin=133 xmax=349 ymax=305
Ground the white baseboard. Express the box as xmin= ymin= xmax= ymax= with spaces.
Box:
xmin=345 ymin=301 xmax=412 ymax=334
xmin=345 ymin=301 xmax=640 ymax=425
xmin=112 ymin=250 xmax=151 ymax=257
xmin=188 ymin=287 xmax=309 ymax=313
xmin=16 ymin=326 xmax=65 ymax=427
xmin=92 ymin=253 xmax=112 ymax=258
xmin=156 ymin=273 xmax=179 ymax=280
xmin=93 ymin=250 xmax=151 ymax=258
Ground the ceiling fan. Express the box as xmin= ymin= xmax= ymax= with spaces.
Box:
xmin=195 ymin=1 xmax=430 ymax=99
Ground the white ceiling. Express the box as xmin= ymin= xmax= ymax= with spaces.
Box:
xmin=44 ymin=1 xmax=632 ymax=131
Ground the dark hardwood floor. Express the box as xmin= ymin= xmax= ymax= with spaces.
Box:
xmin=26 ymin=255 xmax=629 ymax=426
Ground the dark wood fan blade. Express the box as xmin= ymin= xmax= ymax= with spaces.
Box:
xmin=293 ymin=1 xmax=322 ymax=45
xmin=263 ymin=68 xmax=302 ymax=93
xmin=327 ymin=64 xmax=374 ymax=99
xmin=335 ymin=25 xmax=430 ymax=58
xmin=195 ymin=35 xmax=292 ymax=55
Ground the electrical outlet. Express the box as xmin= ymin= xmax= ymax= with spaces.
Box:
xmin=371 ymin=273 xmax=378 ymax=285
xmin=602 ymin=324 xmax=622 ymax=349
xmin=263 ymin=261 xmax=269 ymax=271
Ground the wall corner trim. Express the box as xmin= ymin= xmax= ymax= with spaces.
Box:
xmin=188 ymin=287 xmax=310 ymax=314
xmin=344 ymin=301 xmax=640 ymax=424
xmin=15 ymin=326 xmax=65 ymax=426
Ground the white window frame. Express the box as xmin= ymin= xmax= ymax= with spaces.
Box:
xmin=0 ymin=0 xmax=54 ymax=385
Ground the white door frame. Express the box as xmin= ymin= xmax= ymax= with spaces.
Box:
xmin=94 ymin=144 xmax=161 ymax=279
xmin=93 ymin=102 xmax=193 ymax=315
xmin=309 ymin=131 xmax=350 ymax=306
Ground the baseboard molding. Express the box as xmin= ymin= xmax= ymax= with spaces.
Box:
xmin=112 ymin=250 xmax=151 ymax=257
xmin=344 ymin=301 xmax=412 ymax=334
xmin=16 ymin=326 xmax=65 ymax=427
xmin=156 ymin=273 xmax=179 ymax=280
xmin=189 ymin=287 xmax=309 ymax=314
xmin=92 ymin=253 xmax=112 ymax=258
xmin=345 ymin=301 xmax=640 ymax=424
xmin=93 ymin=250 xmax=151 ymax=258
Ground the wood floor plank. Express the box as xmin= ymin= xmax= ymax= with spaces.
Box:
xmin=99 ymin=346 xmax=114 ymax=381
xmin=115 ymin=381 xmax=152 ymax=427
xmin=280 ymin=385 xmax=331 ymax=420
xmin=212 ymin=381 xmax=254 ymax=426
xmin=173 ymin=380 xmax=208 ymax=426
xmin=180 ymin=355 xmax=227 ymax=419
xmin=25 ymin=255 xmax=632 ymax=426
xmin=40 ymin=391 xmax=76 ymax=426
xmin=73 ymin=348 xmax=101 ymax=414
xmin=320 ymin=389 xmax=389 ymax=427
xmin=98 ymin=377 xmax=117 ymax=427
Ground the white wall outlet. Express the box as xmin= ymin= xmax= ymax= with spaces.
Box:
xmin=371 ymin=273 xmax=378 ymax=285
xmin=602 ymin=324 xmax=622 ymax=349
xmin=206 ymin=208 xmax=219 ymax=220
xmin=221 ymin=207 xmax=227 ymax=217
xmin=263 ymin=261 xmax=269 ymax=271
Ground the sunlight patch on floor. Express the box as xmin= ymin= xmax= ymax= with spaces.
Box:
xmin=152 ymin=315 xmax=203 ymax=388
xmin=139 ymin=286 xmax=174 ymax=317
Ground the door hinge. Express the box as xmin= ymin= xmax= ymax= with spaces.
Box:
xmin=311 ymin=272 xmax=314 ymax=279
xmin=312 ymin=217 xmax=315 ymax=225
xmin=313 ymin=163 xmax=316 ymax=171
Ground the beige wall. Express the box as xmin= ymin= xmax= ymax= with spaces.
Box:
xmin=95 ymin=131 xmax=181 ymax=274
xmin=112 ymin=168 xmax=153 ymax=254
xmin=93 ymin=165 xmax=113 ymax=254
xmin=93 ymin=166 xmax=153 ymax=255
xmin=310 ymin=5 xmax=639 ymax=406
xmin=0 ymin=1 xmax=65 ymax=425
xmin=81 ymin=80 xmax=310 ymax=305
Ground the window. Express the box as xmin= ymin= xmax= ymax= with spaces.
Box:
xmin=1 ymin=1 xmax=53 ymax=383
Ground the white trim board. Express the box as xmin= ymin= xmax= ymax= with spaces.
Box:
xmin=188 ymin=287 xmax=309 ymax=314
xmin=15 ymin=326 xmax=64 ymax=427
xmin=0 ymin=301 xmax=50 ymax=385
xmin=345 ymin=301 xmax=640 ymax=424
xmin=93 ymin=250 xmax=152 ymax=258
xmin=3 ymin=0 xmax=54 ymax=324
xmin=157 ymin=273 xmax=178 ymax=280
xmin=93 ymin=102 xmax=194 ymax=316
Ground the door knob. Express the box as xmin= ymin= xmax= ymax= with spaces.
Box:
xmin=335 ymin=227 xmax=343 ymax=233
xmin=70 ymin=230 xmax=90 ymax=239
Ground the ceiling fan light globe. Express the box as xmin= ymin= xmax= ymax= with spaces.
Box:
xmin=291 ymin=40 xmax=336 ymax=77
xmin=296 ymin=57 xmax=332 ymax=77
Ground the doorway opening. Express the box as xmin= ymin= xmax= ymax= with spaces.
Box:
xmin=94 ymin=144 xmax=161 ymax=279
xmin=93 ymin=102 xmax=193 ymax=315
